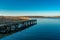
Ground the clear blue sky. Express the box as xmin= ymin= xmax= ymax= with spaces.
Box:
xmin=0 ymin=0 xmax=60 ymax=16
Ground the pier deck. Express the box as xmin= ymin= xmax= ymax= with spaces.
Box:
xmin=0 ymin=19 xmax=37 ymax=38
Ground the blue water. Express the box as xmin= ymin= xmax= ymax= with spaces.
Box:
xmin=1 ymin=18 xmax=60 ymax=40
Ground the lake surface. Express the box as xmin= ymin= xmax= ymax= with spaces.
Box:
xmin=1 ymin=18 xmax=60 ymax=40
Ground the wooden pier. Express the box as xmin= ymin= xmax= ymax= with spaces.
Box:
xmin=0 ymin=20 xmax=37 ymax=34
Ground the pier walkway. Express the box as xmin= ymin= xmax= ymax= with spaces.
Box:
xmin=0 ymin=19 xmax=37 ymax=38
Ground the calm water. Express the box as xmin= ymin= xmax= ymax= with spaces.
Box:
xmin=1 ymin=18 xmax=60 ymax=40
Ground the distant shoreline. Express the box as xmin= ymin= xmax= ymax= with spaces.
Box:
xmin=21 ymin=16 xmax=60 ymax=18
xmin=0 ymin=16 xmax=60 ymax=18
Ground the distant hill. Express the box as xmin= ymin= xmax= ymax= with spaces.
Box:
xmin=0 ymin=16 xmax=60 ymax=23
